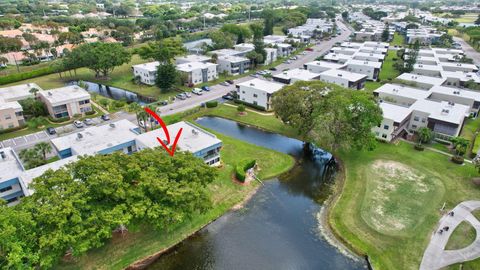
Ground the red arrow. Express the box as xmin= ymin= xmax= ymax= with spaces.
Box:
xmin=144 ymin=107 xmax=183 ymax=156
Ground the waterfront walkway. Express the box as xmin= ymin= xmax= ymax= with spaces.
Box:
xmin=420 ymin=201 xmax=480 ymax=270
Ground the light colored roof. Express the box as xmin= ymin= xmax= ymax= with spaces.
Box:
xmin=237 ymin=78 xmax=285 ymax=94
xmin=414 ymin=64 xmax=443 ymax=72
xmin=175 ymin=54 xmax=211 ymax=63
xmin=217 ymin=55 xmax=249 ymax=63
xmin=39 ymin=85 xmax=90 ymax=105
xmin=276 ymin=43 xmax=292 ymax=48
xmin=380 ymin=102 xmax=412 ymax=123
xmin=345 ymin=59 xmax=382 ymax=68
xmin=176 ymin=61 xmax=217 ymax=72
xmin=132 ymin=61 xmax=160 ymax=72
xmin=136 ymin=121 xmax=222 ymax=154
xmin=51 ymin=119 xmax=138 ymax=156
xmin=353 ymin=52 xmax=386 ymax=60
xmin=0 ymin=147 xmax=24 ymax=182
xmin=430 ymin=85 xmax=480 ymax=102
xmin=0 ymin=101 xmax=22 ymax=111
xmin=0 ymin=83 xmax=42 ymax=102
xmin=320 ymin=69 xmax=367 ymax=82
xmin=374 ymin=83 xmax=431 ymax=100
xmin=441 ymin=71 xmax=480 ymax=82
xmin=440 ymin=62 xmax=478 ymax=71
xmin=412 ymin=100 xmax=469 ymax=124
xmin=323 ymin=53 xmax=352 ymax=62
xmin=305 ymin=61 xmax=345 ymax=70
xmin=273 ymin=68 xmax=320 ymax=82
xmin=210 ymin=48 xmax=243 ymax=56
xmin=396 ymin=73 xmax=446 ymax=86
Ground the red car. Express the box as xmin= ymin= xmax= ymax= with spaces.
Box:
xmin=305 ymin=48 xmax=314 ymax=51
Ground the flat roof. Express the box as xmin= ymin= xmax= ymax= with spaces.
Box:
xmin=323 ymin=53 xmax=352 ymax=62
xmin=441 ymin=71 xmax=480 ymax=82
xmin=440 ymin=62 xmax=478 ymax=71
xmin=305 ymin=61 xmax=346 ymax=70
xmin=273 ymin=68 xmax=320 ymax=82
xmin=412 ymin=100 xmax=469 ymax=124
xmin=0 ymin=101 xmax=22 ymax=111
xmin=353 ymin=52 xmax=386 ymax=60
xmin=132 ymin=61 xmax=160 ymax=72
xmin=136 ymin=121 xmax=222 ymax=154
xmin=237 ymin=78 xmax=285 ymax=94
xmin=320 ymin=69 xmax=367 ymax=82
xmin=374 ymin=83 xmax=432 ymax=100
xmin=176 ymin=61 xmax=217 ymax=72
xmin=0 ymin=147 xmax=24 ymax=183
xmin=0 ymin=83 xmax=42 ymax=102
xmin=346 ymin=59 xmax=382 ymax=68
xmin=396 ymin=73 xmax=446 ymax=86
xmin=218 ymin=55 xmax=249 ymax=63
xmin=210 ymin=48 xmax=243 ymax=56
xmin=175 ymin=54 xmax=211 ymax=63
xmin=430 ymin=85 xmax=480 ymax=102
xmin=39 ymin=85 xmax=90 ymax=104
xmin=51 ymin=119 xmax=138 ymax=155
xmin=380 ymin=102 xmax=412 ymax=123
xmin=340 ymin=42 xmax=363 ymax=48
xmin=414 ymin=64 xmax=443 ymax=71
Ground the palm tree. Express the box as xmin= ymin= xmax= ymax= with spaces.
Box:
xmin=34 ymin=142 xmax=52 ymax=160
xmin=128 ymin=102 xmax=143 ymax=131
xmin=417 ymin=127 xmax=433 ymax=145
xmin=29 ymin=87 xmax=40 ymax=98
xmin=137 ymin=110 xmax=149 ymax=132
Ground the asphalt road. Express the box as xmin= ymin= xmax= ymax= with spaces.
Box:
xmin=454 ymin=37 xmax=480 ymax=65
xmin=158 ymin=19 xmax=352 ymax=116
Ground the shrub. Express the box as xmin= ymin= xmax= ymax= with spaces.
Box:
xmin=234 ymin=99 xmax=266 ymax=111
xmin=0 ymin=65 xmax=61 ymax=85
xmin=206 ymin=101 xmax=218 ymax=108
xmin=234 ymin=159 xmax=256 ymax=183
xmin=48 ymin=116 xmax=70 ymax=123
xmin=85 ymin=110 xmax=96 ymax=115
xmin=414 ymin=144 xmax=425 ymax=151
xmin=451 ymin=156 xmax=464 ymax=164
xmin=237 ymin=104 xmax=246 ymax=113
xmin=0 ymin=125 xmax=26 ymax=134
xmin=235 ymin=165 xmax=246 ymax=182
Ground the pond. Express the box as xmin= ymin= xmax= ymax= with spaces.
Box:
xmin=146 ymin=117 xmax=366 ymax=270
xmin=68 ymin=81 xmax=155 ymax=105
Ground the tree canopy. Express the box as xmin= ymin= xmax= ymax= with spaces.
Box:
xmin=272 ymin=81 xmax=382 ymax=154
xmin=0 ymin=149 xmax=217 ymax=268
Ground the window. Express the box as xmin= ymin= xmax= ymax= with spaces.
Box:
xmin=421 ymin=118 xmax=426 ymax=123
xmin=0 ymin=186 xmax=12 ymax=193
xmin=6 ymin=197 xmax=18 ymax=203
xmin=4 ymin=114 xmax=11 ymax=120
xmin=382 ymin=134 xmax=387 ymax=139
xmin=412 ymin=124 xmax=417 ymax=129
xmin=383 ymin=125 xmax=389 ymax=130
xmin=8 ymin=124 xmax=14 ymax=128
xmin=414 ymin=116 xmax=419 ymax=121
xmin=79 ymin=99 xmax=90 ymax=105
xmin=253 ymin=94 xmax=258 ymax=98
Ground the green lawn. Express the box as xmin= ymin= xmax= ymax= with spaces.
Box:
xmin=364 ymin=81 xmax=383 ymax=92
xmin=461 ymin=117 xmax=480 ymax=154
xmin=446 ymin=221 xmax=476 ymax=250
xmin=330 ymin=141 xmax=480 ymax=270
xmin=379 ymin=50 xmax=400 ymax=82
xmin=55 ymin=112 xmax=295 ymax=270
xmin=391 ymin=33 xmax=405 ymax=46
xmin=0 ymin=60 xmax=60 ymax=77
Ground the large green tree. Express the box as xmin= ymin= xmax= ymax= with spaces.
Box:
xmin=273 ymin=81 xmax=382 ymax=154
xmin=155 ymin=62 xmax=178 ymax=92
xmin=138 ymin=37 xmax=186 ymax=63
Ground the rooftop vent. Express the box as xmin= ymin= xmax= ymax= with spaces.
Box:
xmin=453 ymin=90 xmax=461 ymax=95
xmin=0 ymin=151 xmax=6 ymax=160
xmin=338 ymin=74 xmax=342 ymax=77
xmin=442 ymin=109 xmax=450 ymax=114
xmin=48 ymin=91 xmax=52 ymax=96
xmin=448 ymin=101 xmax=455 ymax=106
xmin=192 ymin=129 xmax=199 ymax=136
xmin=77 ymin=133 xmax=83 ymax=140
xmin=109 ymin=123 xmax=115 ymax=128
xmin=250 ymin=83 xmax=255 ymax=86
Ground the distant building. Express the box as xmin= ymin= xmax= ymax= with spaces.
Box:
xmin=132 ymin=61 xmax=159 ymax=85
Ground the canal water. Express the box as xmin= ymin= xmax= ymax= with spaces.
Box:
xmin=68 ymin=81 xmax=154 ymax=105
xmin=146 ymin=117 xmax=366 ymax=270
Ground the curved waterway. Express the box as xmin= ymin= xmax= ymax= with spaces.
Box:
xmin=146 ymin=117 xmax=366 ymax=270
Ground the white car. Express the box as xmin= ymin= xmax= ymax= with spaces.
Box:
xmin=73 ymin=120 xmax=84 ymax=128
xmin=192 ymin=88 xmax=203 ymax=95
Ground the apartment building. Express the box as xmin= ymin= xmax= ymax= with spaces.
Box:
xmin=272 ymin=68 xmax=321 ymax=84
xmin=318 ymin=69 xmax=367 ymax=90
xmin=175 ymin=54 xmax=211 ymax=65
xmin=0 ymin=119 xmax=224 ymax=206
xmin=38 ymin=85 xmax=92 ymax=119
xmin=0 ymin=83 xmax=42 ymax=129
xmin=176 ymin=61 xmax=218 ymax=85
xmin=132 ymin=61 xmax=160 ymax=85
xmin=217 ymin=55 xmax=250 ymax=75
xmin=236 ymin=78 xmax=285 ymax=110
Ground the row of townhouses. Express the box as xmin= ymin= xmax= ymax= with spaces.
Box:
xmin=0 ymin=120 xmax=222 ymax=206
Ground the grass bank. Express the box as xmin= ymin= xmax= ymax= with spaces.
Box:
xmin=55 ymin=109 xmax=295 ymax=269
xmin=330 ymin=141 xmax=480 ymax=270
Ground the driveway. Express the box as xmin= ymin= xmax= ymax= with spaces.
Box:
xmin=158 ymin=19 xmax=352 ymax=116
xmin=420 ymin=200 xmax=480 ymax=270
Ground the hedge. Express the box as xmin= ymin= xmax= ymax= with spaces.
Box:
xmin=48 ymin=116 xmax=70 ymax=123
xmin=85 ymin=110 xmax=96 ymax=115
xmin=0 ymin=65 xmax=61 ymax=85
xmin=234 ymin=159 xmax=256 ymax=183
xmin=234 ymin=99 xmax=266 ymax=111
xmin=0 ymin=125 xmax=26 ymax=134
xmin=206 ymin=101 xmax=218 ymax=108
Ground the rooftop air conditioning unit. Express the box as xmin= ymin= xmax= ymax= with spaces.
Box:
xmin=109 ymin=123 xmax=115 ymax=128
xmin=48 ymin=92 xmax=52 ymax=96
xmin=250 ymin=83 xmax=255 ymax=86
xmin=338 ymin=74 xmax=342 ymax=77
xmin=77 ymin=133 xmax=83 ymax=140
xmin=0 ymin=151 xmax=5 ymax=160
xmin=192 ymin=129 xmax=199 ymax=135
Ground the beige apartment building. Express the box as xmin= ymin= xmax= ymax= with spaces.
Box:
xmin=38 ymin=85 xmax=92 ymax=119
xmin=0 ymin=101 xmax=25 ymax=130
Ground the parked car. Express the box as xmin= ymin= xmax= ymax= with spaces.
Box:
xmin=301 ymin=51 xmax=307 ymax=55
xmin=305 ymin=48 xmax=314 ymax=51
xmin=192 ymin=88 xmax=203 ymax=95
xmin=176 ymin=93 xmax=187 ymax=100
xmin=83 ymin=118 xmax=93 ymax=125
xmin=269 ymin=67 xmax=277 ymax=71
xmin=222 ymin=94 xmax=234 ymax=100
xmin=220 ymin=82 xmax=230 ymax=86
xmin=289 ymin=56 xmax=297 ymax=60
xmin=250 ymin=74 xmax=258 ymax=78
xmin=73 ymin=120 xmax=84 ymax=128
xmin=159 ymin=100 xmax=168 ymax=106
xmin=284 ymin=60 xmax=292 ymax=64
xmin=226 ymin=79 xmax=234 ymax=84
xmin=101 ymin=114 xmax=110 ymax=121
xmin=46 ymin=127 xmax=56 ymax=135
xmin=201 ymin=86 xmax=211 ymax=91
xmin=184 ymin=92 xmax=192 ymax=98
